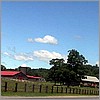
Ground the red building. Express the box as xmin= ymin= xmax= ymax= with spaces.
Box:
xmin=1 ymin=71 xmax=45 ymax=82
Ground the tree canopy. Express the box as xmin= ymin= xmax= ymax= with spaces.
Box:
xmin=48 ymin=49 xmax=89 ymax=86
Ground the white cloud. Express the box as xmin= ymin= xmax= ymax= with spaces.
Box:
xmin=33 ymin=50 xmax=64 ymax=62
xmin=3 ymin=50 xmax=67 ymax=63
xmin=34 ymin=35 xmax=58 ymax=44
xmin=3 ymin=52 xmax=34 ymax=61
xmin=21 ymin=64 xmax=27 ymax=67
xmin=3 ymin=52 xmax=10 ymax=56
xmin=14 ymin=53 xmax=34 ymax=61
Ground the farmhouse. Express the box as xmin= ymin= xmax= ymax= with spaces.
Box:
xmin=1 ymin=66 xmax=46 ymax=82
xmin=81 ymin=75 xmax=99 ymax=88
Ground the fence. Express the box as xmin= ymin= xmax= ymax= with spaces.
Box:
xmin=1 ymin=82 xmax=99 ymax=95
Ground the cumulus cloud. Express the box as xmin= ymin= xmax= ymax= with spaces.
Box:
xmin=34 ymin=35 xmax=58 ymax=44
xmin=33 ymin=50 xmax=64 ymax=62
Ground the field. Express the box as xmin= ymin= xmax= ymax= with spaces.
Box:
xmin=1 ymin=78 xmax=99 ymax=96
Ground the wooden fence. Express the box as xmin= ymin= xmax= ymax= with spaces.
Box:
xmin=2 ymin=82 xmax=99 ymax=95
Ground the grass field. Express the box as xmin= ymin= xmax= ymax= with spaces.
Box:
xmin=1 ymin=78 xmax=99 ymax=96
xmin=2 ymin=91 xmax=99 ymax=96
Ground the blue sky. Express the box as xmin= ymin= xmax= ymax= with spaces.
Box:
xmin=1 ymin=1 xmax=99 ymax=69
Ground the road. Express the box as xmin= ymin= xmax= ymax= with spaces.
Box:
xmin=1 ymin=96 xmax=99 ymax=100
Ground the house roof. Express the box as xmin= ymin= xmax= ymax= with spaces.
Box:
xmin=81 ymin=75 xmax=99 ymax=83
xmin=1 ymin=71 xmax=21 ymax=76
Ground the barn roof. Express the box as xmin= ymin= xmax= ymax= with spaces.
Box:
xmin=81 ymin=75 xmax=99 ymax=83
xmin=1 ymin=71 xmax=42 ymax=79
xmin=27 ymin=75 xmax=41 ymax=79
xmin=1 ymin=71 xmax=21 ymax=76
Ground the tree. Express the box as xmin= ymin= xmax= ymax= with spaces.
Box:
xmin=1 ymin=65 xmax=6 ymax=71
xmin=32 ymin=68 xmax=49 ymax=80
xmin=83 ymin=64 xmax=99 ymax=79
xmin=67 ymin=49 xmax=88 ymax=85
xmin=48 ymin=58 xmax=65 ymax=84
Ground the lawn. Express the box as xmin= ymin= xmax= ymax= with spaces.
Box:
xmin=1 ymin=78 xmax=99 ymax=96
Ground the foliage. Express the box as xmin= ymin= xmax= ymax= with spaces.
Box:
xmin=48 ymin=58 xmax=65 ymax=84
xmin=1 ymin=65 xmax=6 ymax=71
xmin=48 ymin=49 xmax=98 ymax=86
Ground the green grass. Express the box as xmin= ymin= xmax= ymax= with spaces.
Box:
xmin=1 ymin=91 xmax=98 ymax=97
xmin=1 ymin=78 xmax=99 ymax=96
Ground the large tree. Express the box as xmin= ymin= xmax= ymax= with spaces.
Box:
xmin=67 ymin=49 xmax=88 ymax=84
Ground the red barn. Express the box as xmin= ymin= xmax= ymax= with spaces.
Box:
xmin=1 ymin=71 xmax=28 ymax=80
xmin=1 ymin=71 xmax=46 ymax=82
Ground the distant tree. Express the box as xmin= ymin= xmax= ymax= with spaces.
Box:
xmin=31 ymin=68 xmax=49 ymax=80
xmin=83 ymin=64 xmax=99 ymax=79
xmin=26 ymin=67 xmax=33 ymax=75
xmin=1 ymin=65 xmax=6 ymax=71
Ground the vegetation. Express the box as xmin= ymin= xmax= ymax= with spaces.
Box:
xmin=1 ymin=78 xmax=99 ymax=96
xmin=1 ymin=49 xmax=99 ymax=85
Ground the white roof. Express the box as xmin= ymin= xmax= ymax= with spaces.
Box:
xmin=81 ymin=75 xmax=99 ymax=83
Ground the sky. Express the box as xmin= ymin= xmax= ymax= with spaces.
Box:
xmin=1 ymin=1 xmax=99 ymax=69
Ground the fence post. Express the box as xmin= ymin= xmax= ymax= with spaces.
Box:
xmin=4 ymin=82 xmax=7 ymax=92
xmin=94 ymin=91 xmax=96 ymax=95
xmin=69 ymin=88 xmax=71 ymax=94
xmin=84 ymin=89 xmax=86 ymax=94
xmin=76 ymin=88 xmax=78 ymax=94
xmin=61 ymin=87 xmax=63 ymax=93
xmin=51 ymin=86 xmax=53 ymax=93
xmin=66 ymin=87 xmax=67 ymax=93
xmin=14 ymin=83 xmax=18 ymax=92
xmin=79 ymin=89 xmax=81 ymax=94
xmin=39 ymin=85 xmax=42 ymax=93
xmin=57 ymin=86 xmax=58 ymax=93
xmin=25 ymin=84 xmax=27 ymax=92
xmin=73 ymin=88 xmax=75 ymax=94
xmin=82 ymin=89 xmax=84 ymax=94
xmin=95 ymin=91 xmax=97 ymax=95
xmin=87 ymin=90 xmax=89 ymax=95
xmin=45 ymin=86 xmax=48 ymax=93
xmin=91 ymin=90 xmax=93 ymax=95
xmin=93 ymin=90 xmax=94 ymax=95
xmin=98 ymin=91 xmax=99 ymax=95
xmin=32 ymin=84 xmax=35 ymax=92
xmin=90 ymin=90 xmax=91 ymax=95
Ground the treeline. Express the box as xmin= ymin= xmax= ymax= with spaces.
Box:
xmin=1 ymin=49 xmax=99 ymax=86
